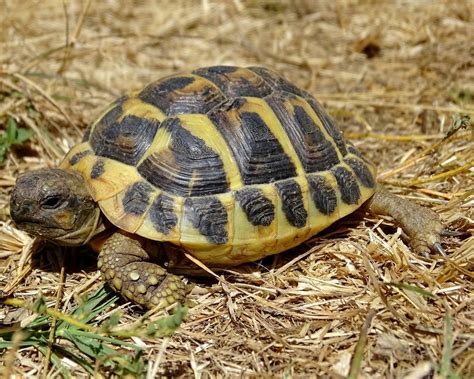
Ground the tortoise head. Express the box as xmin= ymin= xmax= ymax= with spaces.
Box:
xmin=10 ymin=168 xmax=101 ymax=246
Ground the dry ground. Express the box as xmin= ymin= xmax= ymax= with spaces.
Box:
xmin=0 ymin=0 xmax=473 ymax=377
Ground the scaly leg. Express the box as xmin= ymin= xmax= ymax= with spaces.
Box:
xmin=97 ymin=232 xmax=190 ymax=308
xmin=366 ymin=187 xmax=445 ymax=255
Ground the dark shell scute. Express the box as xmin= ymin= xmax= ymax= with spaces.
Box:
xmin=157 ymin=76 xmax=195 ymax=92
xmin=275 ymin=179 xmax=307 ymax=228
xmin=82 ymin=125 xmax=92 ymax=142
xmin=69 ymin=150 xmax=92 ymax=166
xmin=347 ymin=145 xmax=364 ymax=159
xmin=90 ymin=160 xmax=105 ymax=179
xmin=123 ymin=182 xmax=153 ymax=216
xmin=344 ymin=158 xmax=375 ymax=188
xmin=307 ymin=175 xmax=337 ymax=215
xmin=185 ymin=196 xmax=228 ymax=245
xmin=198 ymin=65 xmax=239 ymax=75
xmin=266 ymin=96 xmax=340 ymax=173
xmin=236 ymin=188 xmax=275 ymax=226
xmin=248 ymin=66 xmax=305 ymax=97
xmin=305 ymin=98 xmax=348 ymax=156
xmin=209 ymin=102 xmax=296 ymax=186
xmin=194 ymin=66 xmax=273 ymax=98
xmin=138 ymin=75 xmax=225 ymax=116
xmin=331 ymin=166 xmax=361 ymax=205
xmin=137 ymin=118 xmax=228 ymax=196
xmin=149 ymin=194 xmax=178 ymax=234
xmin=90 ymin=105 xmax=160 ymax=166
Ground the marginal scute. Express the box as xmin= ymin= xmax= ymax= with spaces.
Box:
xmin=344 ymin=157 xmax=375 ymax=188
xmin=236 ymin=187 xmax=275 ymax=226
xmin=184 ymin=196 xmax=228 ymax=244
xmin=89 ymin=159 xmax=144 ymax=201
xmin=69 ymin=149 xmax=92 ymax=166
xmin=99 ymin=180 xmax=152 ymax=233
xmin=275 ymin=179 xmax=307 ymax=228
xmin=307 ymin=174 xmax=338 ymax=215
xmin=149 ymin=193 xmax=178 ymax=234
xmin=90 ymin=159 xmax=105 ymax=179
xmin=123 ymin=181 xmax=154 ymax=216
xmin=331 ymin=166 xmax=361 ymax=205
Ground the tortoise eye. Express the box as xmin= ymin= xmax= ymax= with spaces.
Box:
xmin=41 ymin=196 xmax=62 ymax=209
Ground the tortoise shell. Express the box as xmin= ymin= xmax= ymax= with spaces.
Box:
xmin=60 ymin=66 xmax=377 ymax=266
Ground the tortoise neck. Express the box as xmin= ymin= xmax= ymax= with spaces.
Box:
xmin=84 ymin=208 xmax=108 ymax=243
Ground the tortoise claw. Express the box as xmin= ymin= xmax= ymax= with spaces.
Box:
xmin=432 ymin=242 xmax=446 ymax=257
xmin=419 ymin=250 xmax=431 ymax=259
xmin=440 ymin=229 xmax=465 ymax=237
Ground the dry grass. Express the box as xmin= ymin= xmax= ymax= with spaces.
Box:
xmin=1 ymin=0 xmax=473 ymax=377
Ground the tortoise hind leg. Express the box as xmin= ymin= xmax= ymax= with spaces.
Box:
xmin=97 ymin=232 xmax=190 ymax=308
xmin=366 ymin=187 xmax=445 ymax=255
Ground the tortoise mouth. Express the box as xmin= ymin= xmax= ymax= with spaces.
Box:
xmin=14 ymin=208 xmax=104 ymax=246
xmin=14 ymin=220 xmax=69 ymax=239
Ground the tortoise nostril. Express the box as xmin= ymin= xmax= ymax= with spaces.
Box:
xmin=10 ymin=201 xmax=33 ymax=223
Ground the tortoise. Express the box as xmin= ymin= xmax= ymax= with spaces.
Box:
xmin=10 ymin=65 xmax=447 ymax=309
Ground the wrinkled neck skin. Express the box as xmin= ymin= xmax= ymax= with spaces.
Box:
xmin=51 ymin=207 xmax=107 ymax=246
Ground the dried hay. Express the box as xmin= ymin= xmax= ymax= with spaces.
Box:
xmin=0 ymin=0 xmax=473 ymax=377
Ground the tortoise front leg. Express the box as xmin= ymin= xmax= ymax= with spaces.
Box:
xmin=97 ymin=232 xmax=190 ymax=308
xmin=366 ymin=187 xmax=445 ymax=255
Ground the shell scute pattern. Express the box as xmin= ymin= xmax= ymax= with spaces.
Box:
xmin=235 ymin=187 xmax=275 ymax=227
xmin=193 ymin=66 xmax=273 ymax=98
xmin=208 ymin=97 xmax=298 ymax=186
xmin=69 ymin=149 xmax=92 ymax=166
xmin=137 ymin=117 xmax=229 ymax=197
xmin=305 ymin=98 xmax=347 ymax=156
xmin=307 ymin=174 xmax=338 ymax=215
xmin=89 ymin=104 xmax=160 ymax=165
xmin=149 ymin=194 xmax=178 ymax=235
xmin=65 ymin=65 xmax=377 ymax=264
xmin=275 ymin=179 xmax=307 ymax=228
xmin=264 ymin=94 xmax=341 ymax=172
xmin=184 ymin=196 xmax=229 ymax=245
xmin=138 ymin=74 xmax=226 ymax=116
xmin=344 ymin=157 xmax=375 ymax=188
xmin=248 ymin=66 xmax=306 ymax=97
xmin=90 ymin=159 xmax=105 ymax=179
xmin=122 ymin=182 xmax=154 ymax=216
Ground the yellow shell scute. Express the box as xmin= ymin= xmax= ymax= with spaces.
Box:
xmin=90 ymin=159 xmax=143 ymax=201
xmin=176 ymin=114 xmax=243 ymax=191
xmin=98 ymin=181 xmax=156 ymax=234
xmin=120 ymin=97 xmax=166 ymax=122
xmin=60 ymin=142 xmax=94 ymax=170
